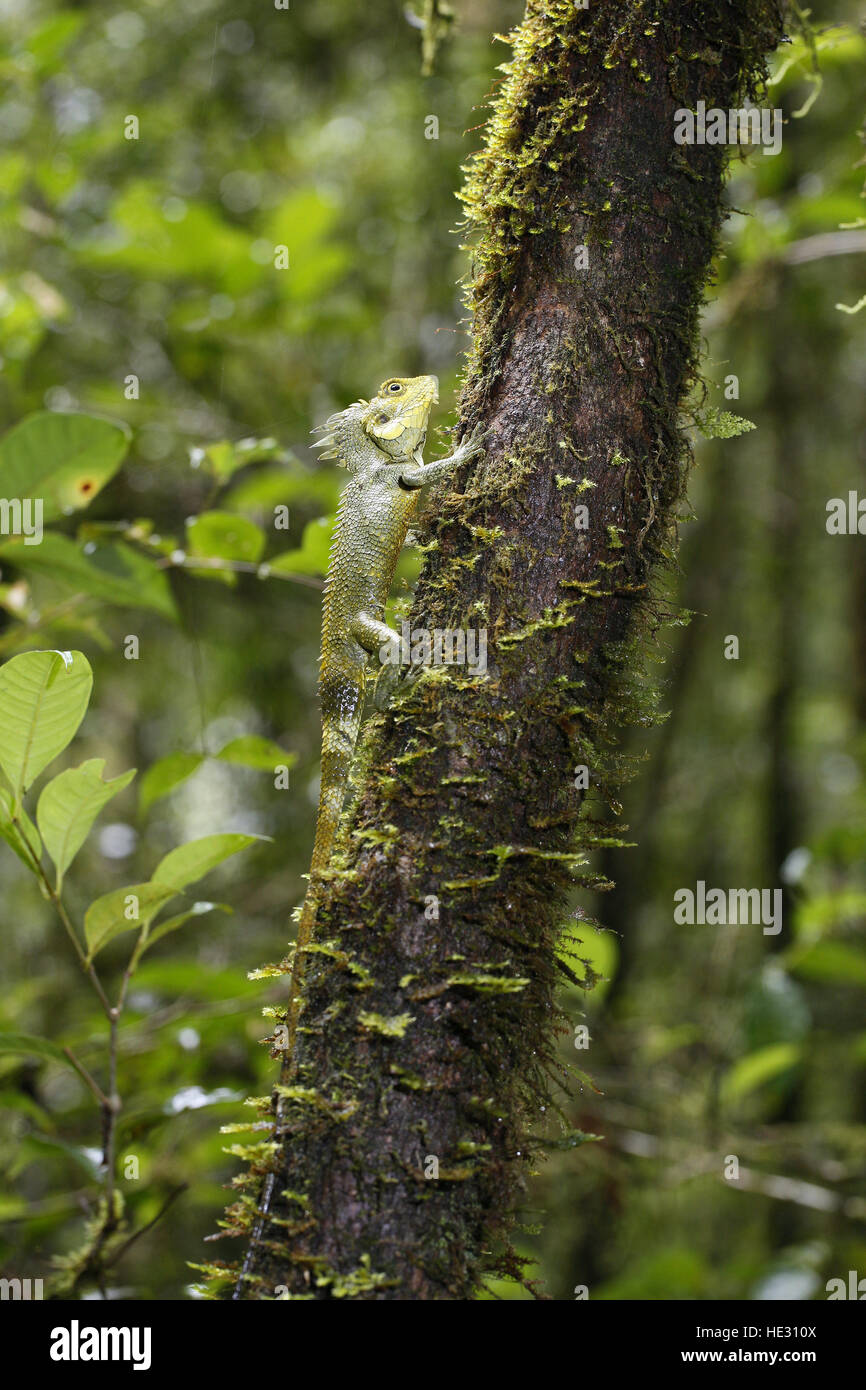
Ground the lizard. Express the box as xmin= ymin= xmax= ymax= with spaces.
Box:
xmin=233 ymin=374 xmax=483 ymax=1293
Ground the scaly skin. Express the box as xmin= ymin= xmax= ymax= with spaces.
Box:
xmin=234 ymin=376 xmax=482 ymax=1293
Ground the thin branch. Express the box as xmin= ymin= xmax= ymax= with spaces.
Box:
xmin=153 ymin=551 xmax=325 ymax=590
xmin=104 ymin=1184 xmax=189 ymax=1269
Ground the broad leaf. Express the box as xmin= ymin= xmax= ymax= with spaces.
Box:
xmin=721 ymin=1042 xmax=801 ymax=1104
xmin=0 ymin=650 xmax=92 ymax=803
xmin=191 ymin=436 xmax=291 ymax=484
xmin=79 ymin=180 xmax=259 ymax=292
xmin=0 ymin=534 xmax=178 ymax=621
xmin=0 ymin=411 xmax=129 ymax=520
xmin=268 ymin=516 xmax=334 ymax=577
xmin=138 ymin=752 xmax=203 ymax=816
xmin=152 ymin=833 xmax=265 ymax=891
xmin=185 ymin=511 xmax=266 ymax=585
xmin=84 ymin=882 xmax=179 ymax=961
xmin=37 ymin=757 xmax=136 ymax=891
xmin=224 ymin=461 xmax=338 ymax=514
xmin=216 ymin=736 xmax=294 ymax=772
xmin=787 ymin=940 xmax=866 ymax=989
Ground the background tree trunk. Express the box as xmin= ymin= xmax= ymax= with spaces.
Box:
xmin=227 ymin=0 xmax=785 ymax=1299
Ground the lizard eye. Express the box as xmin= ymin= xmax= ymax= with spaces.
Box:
xmin=387 ymin=382 xmax=402 ymax=394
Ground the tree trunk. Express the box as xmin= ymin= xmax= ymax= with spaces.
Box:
xmin=223 ymin=0 xmax=785 ymax=1300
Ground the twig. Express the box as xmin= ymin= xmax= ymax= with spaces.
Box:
xmin=153 ymin=551 xmax=325 ymax=590
xmin=104 ymin=1184 xmax=189 ymax=1269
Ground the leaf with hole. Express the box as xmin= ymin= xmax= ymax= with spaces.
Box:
xmin=0 ymin=411 xmax=130 ymax=521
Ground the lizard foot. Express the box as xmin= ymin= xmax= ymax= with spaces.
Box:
xmin=372 ymin=659 xmax=400 ymax=711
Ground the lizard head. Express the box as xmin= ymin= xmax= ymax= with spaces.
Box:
xmin=312 ymin=375 xmax=439 ymax=470
xmin=361 ymin=375 xmax=439 ymax=462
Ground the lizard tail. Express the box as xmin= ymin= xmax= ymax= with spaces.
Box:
xmin=283 ymin=686 xmax=362 ymax=1073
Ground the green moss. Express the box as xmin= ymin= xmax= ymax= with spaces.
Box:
xmin=357 ymin=1010 xmax=415 ymax=1038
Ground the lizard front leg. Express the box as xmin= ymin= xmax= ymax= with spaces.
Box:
xmin=398 ymin=425 xmax=485 ymax=490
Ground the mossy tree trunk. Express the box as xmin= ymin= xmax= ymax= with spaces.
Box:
xmin=226 ymin=0 xmax=785 ymax=1300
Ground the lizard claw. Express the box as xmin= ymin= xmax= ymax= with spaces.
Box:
xmin=455 ymin=423 xmax=487 ymax=462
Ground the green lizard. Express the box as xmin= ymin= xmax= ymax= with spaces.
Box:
xmin=234 ymin=376 xmax=482 ymax=1291
xmin=287 ymin=372 xmax=482 ymax=1063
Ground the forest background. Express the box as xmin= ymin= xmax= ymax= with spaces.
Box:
xmin=0 ymin=0 xmax=864 ymax=1300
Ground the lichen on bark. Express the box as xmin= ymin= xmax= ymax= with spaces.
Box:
xmin=214 ymin=0 xmax=786 ymax=1301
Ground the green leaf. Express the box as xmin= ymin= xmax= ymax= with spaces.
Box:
xmin=185 ymin=511 xmax=266 ymax=585
xmin=787 ymin=940 xmax=866 ymax=988
xmin=142 ymin=901 xmax=230 ymax=954
xmin=37 ymin=757 xmax=136 ymax=891
xmin=0 ymin=534 xmax=178 ymax=621
xmin=25 ymin=13 xmax=85 ymax=73
xmin=138 ymin=752 xmax=203 ymax=816
xmin=268 ymin=516 xmax=335 ymax=577
xmin=224 ymin=461 xmax=338 ymax=514
xmin=0 ymin=650 xmax=92 ymax=803
xmin=721 ymin=1042 xmax=801 ymax=1104
xmin=79 ymin=181 xmax=260 ymax=293
xmin=261 ymin=191 xmax=350 ymax=303
xmin=84 ymin=882 xmax=179 ymax=962
xmin=152 ymin=833 xmax=266 ymax=891
xmin=216 ymin=736 xmax=294 ymax=772
xmin=0 ymin=411 xmax=130 ymax=521
xmin=0 ymin=1032 xmax=75 ymax=1067
xmin=795 ymin=889 xmax=866 ymax=935
xmin=0 ymin=781 xmax=42 ymax=871
xmin=192 ymin=437 xmax=292 ymax=484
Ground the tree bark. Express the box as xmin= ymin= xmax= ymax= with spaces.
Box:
xmin=223 ymin=0 xmax=785 ymax=1300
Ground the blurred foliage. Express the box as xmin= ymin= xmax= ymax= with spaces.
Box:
xmin=0 ymin=0 xmax=864 ymax=1300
